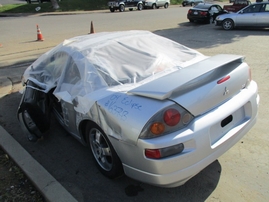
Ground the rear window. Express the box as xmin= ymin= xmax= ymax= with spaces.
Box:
xmin=194 ymin=3 xmax=211 ymax=9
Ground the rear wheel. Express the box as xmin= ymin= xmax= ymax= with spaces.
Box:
xmin=182 ymin=2 xmax=186 ymax=7
xmin=222 ymin=19 xmax=234 ymax=30
xmin=152 ymin=4 xmax=157 ymax=9
xmin=137 ymin=3 xmax=143 ymax=11
xmin=164 ymin=3 xmax=169 ymax=9
xmin=119 ymin=4 xmax=125 ymax=12
xmin=86 ymin=123 xmax=123 ymax=179
xmin=110 ymin=8 xmax=115 ymax=12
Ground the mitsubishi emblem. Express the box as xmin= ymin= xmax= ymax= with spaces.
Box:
xmin=223 ymin=87 xmax=229 ymax=96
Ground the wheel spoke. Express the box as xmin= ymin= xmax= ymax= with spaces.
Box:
xmin=101 ymin=147 xmax=111 ymax=157
xmin=95 ymin=130 xmax=101 ymax=144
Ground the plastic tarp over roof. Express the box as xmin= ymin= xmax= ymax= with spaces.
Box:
xmin=23 ymin=30 xmax=206 ymax=103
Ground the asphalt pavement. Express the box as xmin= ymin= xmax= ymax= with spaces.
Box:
xmin=0 ymin=9 xmax=81 ymax=202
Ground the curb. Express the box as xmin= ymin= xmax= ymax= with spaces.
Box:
xmin=0 ymin=126 xmax=78 ymax=202
xmin=0 ymin=77 xmax=12 ymax=99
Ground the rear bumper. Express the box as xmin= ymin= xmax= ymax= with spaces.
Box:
xmin=121 ymin=81 xmax=259 ymax=187
xmin=188 ymin=15 xmax=209 ymax=22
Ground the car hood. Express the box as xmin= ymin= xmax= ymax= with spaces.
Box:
xmin=217 ymin=12 xmax=237 ymax=19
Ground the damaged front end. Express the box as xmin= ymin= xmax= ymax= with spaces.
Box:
xmin=17 ymin=80 xmax=51 ymax=142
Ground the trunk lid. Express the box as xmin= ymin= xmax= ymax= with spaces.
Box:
xmin=128 ymin=54 xmax=249 ymax=116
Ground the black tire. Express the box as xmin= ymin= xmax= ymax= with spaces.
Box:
xmin=86 ymin=123 xmax=123 ymax=179
xmin=164 ymin=3 xmax=169 ymax=9
xmin=222 ymin=19 xmax=234 ymax=30
xmin=190 ymin=2 xmax=194 ymax=6
xmin=110 ymin=7 xmax=115 ymax=12
xmin=182 ymin=2 xmax=186 ymax=7
xmin=137 ymin=3 xmax=143 ymax=11
xmin=119 ymin=4 xmax=125 ymax=12
xmin=152 ymin=3 xmax=157 ymax=9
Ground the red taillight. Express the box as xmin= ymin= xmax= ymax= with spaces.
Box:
xmin=200 ymin=11 xmax=208 ymax=16
xmin=217 ymin=75 xmax=230 ymax=84
xmin=188 ymin=9 xmax=192 ymax=14
xmin=164 ymin=109 xmax=180 ymax=126
xmin=145 ymin=149 xmax=161 ymax=159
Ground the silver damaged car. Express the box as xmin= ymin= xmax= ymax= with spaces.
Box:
xmin=17 ymin=30 xmax=259 ymax=187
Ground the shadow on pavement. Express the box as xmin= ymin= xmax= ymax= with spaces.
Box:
xmin=0 ymin=90 xmax=221 ymax=201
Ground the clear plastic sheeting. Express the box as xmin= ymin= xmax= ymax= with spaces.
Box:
xmin=22 ymin=30 xmax=206 ymax=107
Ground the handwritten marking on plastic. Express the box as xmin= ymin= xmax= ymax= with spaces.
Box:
xmin=104 ymin=95 xmax=142 ymax=121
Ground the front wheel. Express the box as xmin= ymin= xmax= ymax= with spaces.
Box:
xmin=137 ymin=3 xmax=143 ymax=11
xmin=109 ymin=8 xmax=115 ymax=12
xmin=222 ymin=19 xmax=234 ymax=30
xmin=119 ymin=4 xmax=125 ymax=12
xmin=86 ymin=123 xmax=123 ymax=179
xmin=152 ymin=4 xmax=157 ymax=9
xmin=164 ymin=3 xmax=169 ymax=9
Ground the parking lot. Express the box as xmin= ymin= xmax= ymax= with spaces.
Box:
xmin=0 ymin=5 xmax=269 ymax=201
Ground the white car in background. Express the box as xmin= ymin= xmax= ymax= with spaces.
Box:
xmin=143 ymin=0 xmax=170 ymax=9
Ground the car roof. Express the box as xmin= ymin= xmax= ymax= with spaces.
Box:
xmin=193 ymin=3 xmax=217 ymax=9
xmin=24 ymin=31 xmax=206 ymax=95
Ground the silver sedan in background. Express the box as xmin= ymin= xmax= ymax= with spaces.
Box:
xmin=215 ymin=2 xmax=269 ymax=30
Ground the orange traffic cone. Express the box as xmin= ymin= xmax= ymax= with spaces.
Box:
xmin=89 ymin=21 xmax=95 ymax=34
xmin=36 ymin=24 xmax=44 ymax=41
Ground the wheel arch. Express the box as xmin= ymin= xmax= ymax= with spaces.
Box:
xmin=79 ymin=119 xmax=97 ymax=145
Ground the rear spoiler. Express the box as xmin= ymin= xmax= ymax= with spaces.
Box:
xmin=128 ymin=54 xmax=244 ymax=100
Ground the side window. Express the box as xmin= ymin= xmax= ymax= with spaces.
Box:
xmin=45 ymin=52 xmax=69 ymax=80
xmin=212 ymin=6 xmax=219 ymax=13
xmin=64 ymin=58 xmax=81 ymax=84
xmin=263 ymin=4 xmax=269 ymax=12
xmin=32 ymin=51 xmax=69 ymax=84
xmin=217 ymin=5 xmax=222 ymax=11
xmin=243 ymin=4 xmax=262 ymax=13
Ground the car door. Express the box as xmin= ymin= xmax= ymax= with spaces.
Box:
xmin=126 ymin=0 xmax=135 ymax=7
xmin=255 ymin=3 xmax=269 ymax=26
xmin=18 ymin=51 xmax=69 ymax=141
xmin=56 ymin=57 xmax=82 ymax=139
xmin=235 ymin=4 xmax=263 ymax=26
xmin=157 ymin=0 xmax=165 ymax=7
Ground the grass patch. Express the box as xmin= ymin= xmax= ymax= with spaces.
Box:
xmin=0 ymin=0 xmax=186 ymax=13
xmin=0 ymin=0 xmax=109 ymax=13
